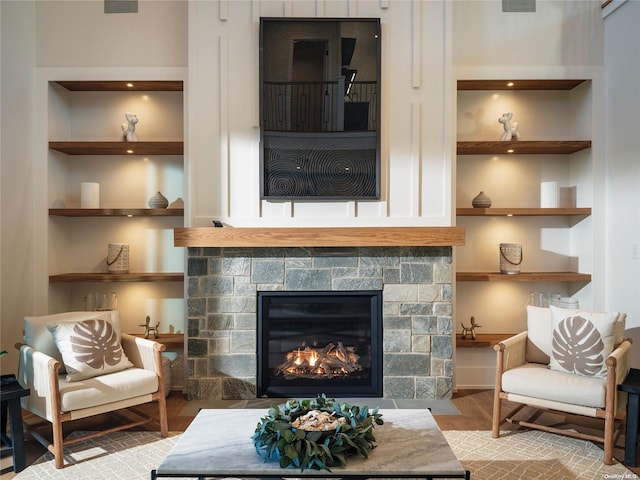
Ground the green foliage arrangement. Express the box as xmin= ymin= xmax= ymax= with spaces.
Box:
xmin=252 ymin=394 xmax=384 ymax=471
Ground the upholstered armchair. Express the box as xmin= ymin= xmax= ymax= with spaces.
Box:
xmin=16 ymin=311 xmax=168 ymax=469
xmin=492 ymin=306 xmax=632 ymax=465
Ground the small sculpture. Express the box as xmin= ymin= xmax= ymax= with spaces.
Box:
xmin=498 ymin=112 xmax=520 ymax=141
xmin=139 ymin=315 xmax=160 ymax=339
xmin=121 ymin=112 xmax=139 ymax=142
xmin=461 ymin=316 xmax=482 ymax=340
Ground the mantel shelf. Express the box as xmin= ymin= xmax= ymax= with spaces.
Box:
xmin=55 ymin=80 xmax=183 ymax=91
xmin=49 ymin=208 xmax=184 ymax=217
xmin=457 ymin=140 xmax=591 ymax=155
xmin=49 ymin=273 xmax=184 ymax=283
xmin=457 ymin=207 xmax=591 ymax=217
xmin=174 ymin=226 xmax=465 ymax=248
xmin=49 ymin=141 xmax=183 ymax=155
xmin=456 ymin=271 xmax=591 ymax=282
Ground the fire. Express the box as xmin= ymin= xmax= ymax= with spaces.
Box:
xmin=276 ymin=342 xmax=363 ymax=379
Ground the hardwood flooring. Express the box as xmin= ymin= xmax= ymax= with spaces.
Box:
xmin=2 ymin=389 xmax=638 ymax=478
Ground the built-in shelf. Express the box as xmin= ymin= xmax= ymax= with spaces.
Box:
xmin=55 ymin=80 xmax=183 ymax=91
xmin=457 ymin=79 xmax=586 ymax=91
xmin=456 ymin=272 xmax=591 ymax=282
xmin=456 ymin=333 xmax=513 ymax=348
xmin=128 ymin=333 xmax=184 ymax=349
xmin=174 ymin=226 xmax=466 ymax=248
xmin=49 ymin=141 xmax=183 ymax=156
xmin=49 ymin=208 xmax=184 ymax=217
xmin=49 ymin=273 xmax=183 ymax=283
xmin=457 ymin=207 xmax=591 ymax=216
xmin=457 ymin=140 xmax=591 ymax=155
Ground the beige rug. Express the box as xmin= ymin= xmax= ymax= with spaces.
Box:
xmin=443 ymin=430 xmax=634 ymax=480
xmin=13 ymin=429 xmax=635 ymax=479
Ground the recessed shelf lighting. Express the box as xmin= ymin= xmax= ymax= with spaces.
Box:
xmin=506 ymin=82 xmax=514 ymax=87
xmin=126 ymin=149 xmax=134 ymax=154
xmin=507 ymin=149 xmax=515 ymax=153
xmin=126 ymin=83 xmax=134 ymax=88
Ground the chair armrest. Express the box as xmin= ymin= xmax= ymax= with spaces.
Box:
xmin=494 ymin=331 xmax=528 ymax=372
xmin=607 ymin=338 xmax=633 ymax=386
xmin=121 ymin=333 xmax=166 ymax=374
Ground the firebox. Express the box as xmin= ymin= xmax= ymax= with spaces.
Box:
xmin=257 ymin=291 xmax=383 ymax=397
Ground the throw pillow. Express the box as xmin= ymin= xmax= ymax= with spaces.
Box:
xmin=525 ymin=306 xmax=552 ymax=364
xmin=549 ymin=305 xmax=619 ymax=378
xmin=47 ymin=318 xmax=133 ymax=382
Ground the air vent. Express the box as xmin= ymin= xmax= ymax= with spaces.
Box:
xmin=104 ymin=0 xmax=138 ymax=14
xmin=502 ymin=0 xmax=536 ymax=12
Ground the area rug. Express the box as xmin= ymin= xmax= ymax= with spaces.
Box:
xmin=14 ymin=429 xmax=635 ymax=479
xmin=443 ymin=430 xmax=634 ymax=480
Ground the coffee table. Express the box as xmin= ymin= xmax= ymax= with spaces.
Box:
xmin=152 ymin=408 xmax=470 ymax=479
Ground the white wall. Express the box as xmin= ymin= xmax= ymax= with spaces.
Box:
xmin=603 ymin=1 xmax=640 ymax=355
xmin=187 ymin=0 xmax=453 ymax=228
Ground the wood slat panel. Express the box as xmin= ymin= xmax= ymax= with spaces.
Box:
xmin=49 ymin=273 xmax=184 ymax=283
xmin=49 ymin=208 xmax=184 ymax=217
xmin=55 ymin=81 xmax=183 ymax=91
xmin=457 ymin=140 xmax=591 ymax=155
xmin=174 ymin=227 xmax=465 ymax=247
xmin=457 ymin=79 xmax=586 ymax=90
xmin=456 ymin=271 xmax=591 ymax=282
xmin=49 ymin=141 xmax=183 ymax=155
xmin=457 ymin=208 xmax=591 ymax=216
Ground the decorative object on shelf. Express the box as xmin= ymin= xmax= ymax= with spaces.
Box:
xmin=460 ymin=316 xmax=482 ymax=340
xmin=252 ymin=394 xmax=383 ymax=471
xmin=540 ymin=181 xmax=559 ymax=208
xmin=499 ymin=242 xmax=522 ymax=274
xmin=121 ymin=112 xmax=139 ymax=142
xmin=107 ymin=242 xmax=129 ymax=273
xmin=471 ymin=191 xmax=492 ymax=208
xmin=85 ymin=292 xmax=118 ymax=311
xmin=148 ymin=191 xmax=169 ymax=209
xmin=498 ymin=112 xmax=520 ymax=141
xmin=139 ymin=315 xmax=160 ymax=339
xmin=558 ymin=296 xmax=579 ymax=309
xmin=80 ymin=182 xmax=100 ymax=208
xmin=168 ymin=197 xmax=184 ymax=209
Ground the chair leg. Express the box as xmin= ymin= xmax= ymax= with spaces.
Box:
xmin=492 ymin=388 xmax=502 ymax=438
xmin=158 ymin=395 xmax=168 ymax=437
xmin=52 ymin=419 xmax=64 ymax=469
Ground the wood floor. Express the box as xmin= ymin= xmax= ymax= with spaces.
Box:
xmin=2 ymin=389 xmax=638 ymax=477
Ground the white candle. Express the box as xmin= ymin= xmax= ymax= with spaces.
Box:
xmin=81 ymin=182 xmax=100 ymax=208
xmin=540 ymin=181 xmax=559 ymax=208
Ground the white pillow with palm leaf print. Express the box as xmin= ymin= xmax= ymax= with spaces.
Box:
xmin=47 ymin=318 xmax=133 ymax=382
xmin=549 ymin=306 xmax=619 ymax=378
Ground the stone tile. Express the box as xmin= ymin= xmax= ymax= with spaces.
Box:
xmin=223 ymin=378 xmax=256 ymax=400
xmin=432 ymin=335 xmax=453 ymax=358
xmin=202 ymin=276 xmax=234 ymax=296
xmin=384 ymin=284 xmax=418 ymax=302
xmin=251 ymin=259 xmax=284 ymax=283
xmin=230 ymin=330 xmax=256 ymax=353
xmin=332 ymin=277 xmax=382 ymax=291
xmin=188 ymin=338 xmax=208 ymax=357
xmin=383 ymin=330 xmax=411 ymax=352
xmin=412 ymin=334 xmax=431 ymax=353
xmin=209 ymin=353 xmax=256 ymax=377
xmin=400 ymin=263 xmax=433 ymax=283
xmin=383 ymin=377 xmax=415 ymax=398
xmin=313 ymin=255 xmax=358 ymax=268
xmin=412 ymin=316 xmax=437 ymax=334
xmin=384 ymin=353 xmax=430 ymax=376
xmin=284 ymin=268 xmax=331 ymax=290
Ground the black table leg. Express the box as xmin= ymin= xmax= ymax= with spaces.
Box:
xmin=625 ymin=392 xmax=640 ymax=467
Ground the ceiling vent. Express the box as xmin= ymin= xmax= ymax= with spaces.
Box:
xmin=502 ymin=0 xmax=536 ymax=12
xmin=104 ymin=0 xmax=138 ymax=14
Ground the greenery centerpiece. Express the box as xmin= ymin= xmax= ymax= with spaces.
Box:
xmin=252 ymin=394 xmax=383 ymax=471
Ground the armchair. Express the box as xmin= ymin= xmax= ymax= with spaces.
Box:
xmin=492 ymin=306 xmax=632 ymax=465
xmin=16 ymin=311 xmax=168 ymax=469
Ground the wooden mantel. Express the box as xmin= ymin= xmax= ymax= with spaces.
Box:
xmin=174 ymin=226 xmax=465 ymax=248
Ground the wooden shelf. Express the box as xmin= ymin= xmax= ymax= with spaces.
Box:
xmin=456 ymin=271 xmax=591 ymax=282
xmin=457 ymin=140 xmax=591 ymax=155
xmin=457 ymin=79 xmax=586 ymax=91
xmin=49 ymin=141 xmax=183 ymax=155
xmin=50 ymin=208 xmax=184 ymax=217
xmin=55 ymin=80 xmax=183 ymax=91
xmin=174 ymin=226 xmax=466 ymax=248
xmin=128 ymin=333 xmax=184 ymax=349
xmin=457 ymin=207 xmax=591 ymax=216
xmin=456 ymin=333 xmax=513 ymax=348
xmin=49 ymin=272 xmax=183 ymax=283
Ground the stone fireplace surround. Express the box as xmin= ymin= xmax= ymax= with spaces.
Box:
xmin=184 ymin=244 xmax=454 ymax=401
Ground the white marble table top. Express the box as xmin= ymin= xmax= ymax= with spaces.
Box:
xmin=154 ymin=408 xmax=467 ymax=478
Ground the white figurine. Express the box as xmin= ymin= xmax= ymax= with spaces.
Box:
xmin=121 ymin=112 xmax=139 ymax=142
xmin=498 ymin=112 xmax=520 ymax=141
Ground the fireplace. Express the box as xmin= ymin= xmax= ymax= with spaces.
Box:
xmin=257 ymin=291 xmax=383 ymax=397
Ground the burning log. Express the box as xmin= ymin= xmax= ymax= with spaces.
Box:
xmin=276 ymin=341 xmax=363 ymax=379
